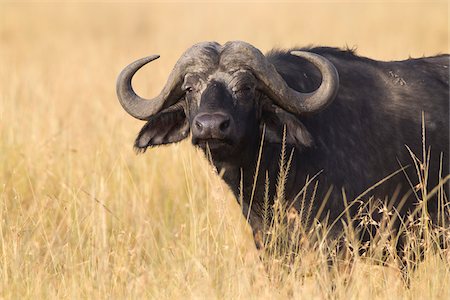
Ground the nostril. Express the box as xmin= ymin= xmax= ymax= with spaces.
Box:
xmin=195 ymin=120 xmax=203 ymax=131
xmin=219 ymin=119 xmax=230 ymax=132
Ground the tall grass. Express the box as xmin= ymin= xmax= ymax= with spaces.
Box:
xmin=255 ymin=121 xmax=449 ymax=292
xmin=0 ymin=2 xmax=449 ymax=299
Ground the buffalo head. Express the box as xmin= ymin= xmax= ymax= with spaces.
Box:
xmin=116 ymin=41 xmax=339 ymax=162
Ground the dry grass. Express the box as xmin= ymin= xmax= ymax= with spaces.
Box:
xmin=0 ymin=2 xmax=449 ymax=299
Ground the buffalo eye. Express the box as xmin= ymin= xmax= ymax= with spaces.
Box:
xmin=234 ymin=86 xmax=252 ymax=99
xmin=185 ymin=86 xmax=194 ymax=94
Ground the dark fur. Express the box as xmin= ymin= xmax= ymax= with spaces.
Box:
xmin=135 ymin=46 xmax=449 ymax=250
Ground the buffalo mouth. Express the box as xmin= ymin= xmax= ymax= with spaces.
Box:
xmin=192 ymin=138 xmax=234 ymax=151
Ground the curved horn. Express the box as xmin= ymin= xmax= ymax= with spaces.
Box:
xmin=221 ymin=41 xmax=339 ymax=115
xmin=117 ymin=42 xmax=222 ymax=120
xmin=285 ymin=51 xmax=339 ymax=113
xmin=116 ymin=55 xmax=167 ymax=120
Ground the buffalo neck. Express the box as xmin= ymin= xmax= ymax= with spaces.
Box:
xmin=210 ymin=140 xmax=298 ymax=210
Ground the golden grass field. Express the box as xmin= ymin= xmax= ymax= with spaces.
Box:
xmin=0 ymin=2 xmax=449 ymax=299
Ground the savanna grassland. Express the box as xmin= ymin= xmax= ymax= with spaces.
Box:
xmin=0 ymin=2 xmax=449 ymax=299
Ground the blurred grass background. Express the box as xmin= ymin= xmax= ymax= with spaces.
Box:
xmin=0 ymin=2 xmax=448 ymax=299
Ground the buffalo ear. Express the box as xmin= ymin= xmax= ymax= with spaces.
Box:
xmin=134 ymin=108 xmax=189 ymax=152
xmin=261 ymin=104 xmax=314 ymax=148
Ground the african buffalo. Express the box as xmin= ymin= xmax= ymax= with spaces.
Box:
xmin=117 ymin=41 xmax=449 ymax=250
